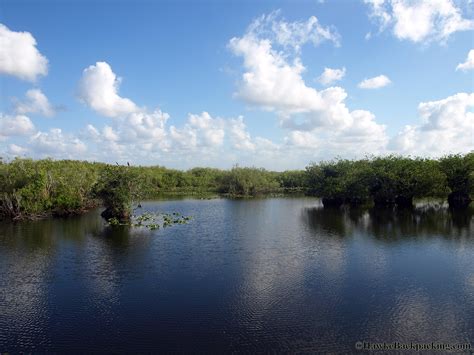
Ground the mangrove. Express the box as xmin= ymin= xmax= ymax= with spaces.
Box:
xmin=0 ymin=153 xmax=472 ymax=221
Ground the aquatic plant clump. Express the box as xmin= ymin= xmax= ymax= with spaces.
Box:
xmin=107 ymin=211 xmax=192 ymax=230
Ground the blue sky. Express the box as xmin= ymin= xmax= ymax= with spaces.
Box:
xmin=0 ymin=0 xmax=473 ymax=170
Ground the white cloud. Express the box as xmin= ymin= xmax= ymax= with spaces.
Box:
xmin=285 ymin=130 xmax=322 ymax=149
xmin=365 ymin=0 xmax=393 ymax=30
xmin=228 ymin=116 xmax=256 ymax=151
xmin=102 ymin=125 xmax=119 ymax=142
xmin=30 ymin=128 xmax=87 ymax=157
xmin=169 ymin=112 xmax=225 ymax=150
xmin=284 ymin=109 xmax=387 ymax=156
xmin=358 ymin=74 xmax=391 ymax=89
xmin=318 ymin=67 xmax=346 ymax=86
xmin=14 ymin=89 xmax=55 ymax=117
xmin=247 ymin=10 xmax=340 ymax=53
xmin=390 ymin=92 xmax=474 ymax=155
xmin=78 ymin=62 xmax=137 ymax=118
xmin=229 ymin=34 xmax=322 ymax=114
xmin=77 ymin=61 xmax=173 ymax=154
xmin=68 ymin=37 xmax=383 ymax=167
xmin=7 ymin=144 xmax=28 ymax=156
xmin=121 ymin=109 xmax=169 ymax=142
xmin=0 ymin=23 xmax=48 ymax=81
xmin=0 ymin=114 xmax=35 ymax=140
xmin=365 ymin=0 xmax=474 ymax=44
xmin=76 ymin=62 xmax=237 ymax=162
xmin=85 ymin=124 xmax=100 ymax=139
xmin=456 ymin=49 xmax=474 ymax=71
xmin=81 ymin=107 xmax=262 ymax=165
xmin=229 ymin=15 xmax=388 ymax=159
xmin=6 ymin=90 xmax=467 ymax=169
xmin=83 ymin=109 xmax=170 ymax=159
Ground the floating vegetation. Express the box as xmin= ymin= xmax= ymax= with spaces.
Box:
xmin=107 ymin=211 xmax=192 ymax=230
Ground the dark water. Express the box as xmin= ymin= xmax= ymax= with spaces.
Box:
xmin=0 ymin=198 xmax=473 ymax=352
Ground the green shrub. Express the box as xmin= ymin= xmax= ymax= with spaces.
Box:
xmin=219 ymin=166 xmax=280 ymax=196
xmin=439 ymin=153 xmax=473 ymax=208
xmin=92 ymin=165 xmax=140 ymax=221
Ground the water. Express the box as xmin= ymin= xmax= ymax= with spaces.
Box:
xmin=0 ymin=198 xmax=473 ymax=352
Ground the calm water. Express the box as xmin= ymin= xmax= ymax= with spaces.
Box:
xmin=0 ymin=198 xmax=473 ymax=352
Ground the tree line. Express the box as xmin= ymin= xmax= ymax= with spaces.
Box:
xmin=0 ymin=153 xmax=472 ymax=220
xmin=306 ymin=154 xmax=473 ymax=209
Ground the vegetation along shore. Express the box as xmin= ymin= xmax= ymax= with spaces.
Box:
xmin=0 ymin=153 xmax=472 ymax=221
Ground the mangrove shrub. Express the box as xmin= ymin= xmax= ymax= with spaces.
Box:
xmin=92 ymin=165 xmax=140 ymax=221
xmin=439 ymin=153 xmax=473 ymax=208
xmin=218 ymin=166 xmax=280 ymax=196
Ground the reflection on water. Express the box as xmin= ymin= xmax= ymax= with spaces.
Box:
xmin=0 ymin=199 xmax=473 ymax=352
xmin=303 ymin=204 xmax=473 ymax=240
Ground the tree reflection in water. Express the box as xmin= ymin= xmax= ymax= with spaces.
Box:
xmin=303 ymin=203 xmax=473 ymax=241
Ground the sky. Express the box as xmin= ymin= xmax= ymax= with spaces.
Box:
xmin=0 ymin=0 xmax=473 ymax=170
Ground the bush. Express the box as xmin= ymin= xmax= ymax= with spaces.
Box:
xmin=439 ymin=153 xmax=473 ymax=208
xmin=307 ymin=156 xmax=454 ymax=208
xmin=92 ymin=165 xmax=139 ymax=222
xmin=306 ymin=159 xmax=347 ymax=207
xmin=368 ymin=156 xmax=446 ymax=208
xmin=0 ymin=159 xmax=102 ymax=219
xmin=277 ymin=170 xmax=308 ymax=190
xmin=306 ymin=159 xmax=371 ymax=207
xmin=218 ymin=166 xmax=280 ymax=196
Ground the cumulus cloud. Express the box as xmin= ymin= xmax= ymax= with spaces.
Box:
xmin=229 ymin=12 xmax=388 ymax=158
xmin=169 ymin=112 xmax=225 ymax=150
xmin=14 ymin=89 xmax=55 ymax=117
xmin=78 ymin=61 xmax=176 ymax=155
xmin=84 ymin=109 xmax=170 ymax=159
xmin=456 ymin=49 xmax=474 ymax=71
xmin=0 ymin=114 xmax=35 ymax=140
xmin=7 ymin=144 xmax=28 ymax=156
xmin=285 ymin=130 xmax=322 ymax=149
xmin=318 ymin=67 xmax=346 ymax=86
xmin=78 ymin=62 xmax=138 ymax=117
xmin=76 ymin=62 xmax=203 ymax=161
xmin=358 ymin=74 xmax=391 ymax=89
xmin=365 ymin=0 xmax=474 ymax=44
xmin=30 ymin=128 xmax=87 ymax=157
xmin=80 ymin=110 xmax=278 ymax=167
xmin=102 ymin=125 xmax=120 ymax=142
xmin=228 ymin=116 xmax=256 ymax=151
xmin=229 ymin=34 xmax=321 ymax=114
xmin=284 ymin=108 xmax=387 ymax=156
xmin=390 ymin=92 xmax=474 ymax=155
xmin=63 ymin=20 xmax=388 ymax=167
xmin=76 ymin=61 xmax=277 ymax=164
xmin=120 ymin=110 xmax=169 ymax=144
xmin=0 ymin=23 xmax=48 ymax=81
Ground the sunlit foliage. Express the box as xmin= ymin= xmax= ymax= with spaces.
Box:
xmin=0 ymin=153 xmax=471 ymax=220
xmin=306 ymin=155 xmax=470 ymax=209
